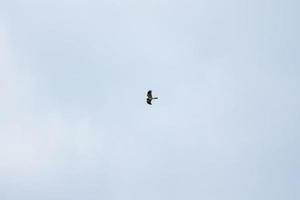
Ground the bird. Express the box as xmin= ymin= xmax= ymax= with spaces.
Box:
xmin=147 ymin=90 xmax=158 ymax=105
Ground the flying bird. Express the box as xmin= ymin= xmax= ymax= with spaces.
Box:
xmin=147 ymin=90 xmax=158 ymax=105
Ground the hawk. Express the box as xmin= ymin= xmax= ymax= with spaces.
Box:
xmin=147 ymin=90 xmax=158 ymax=105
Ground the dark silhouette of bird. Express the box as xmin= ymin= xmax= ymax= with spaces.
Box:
xmin=147 ymin=90 xmax=158 ymax=105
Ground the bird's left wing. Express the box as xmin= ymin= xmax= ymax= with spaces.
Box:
xmin=147 ymin=90 xmax=152 ymax=98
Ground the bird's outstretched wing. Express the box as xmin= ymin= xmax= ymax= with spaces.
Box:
xmin=147 ymin=98 xmax=152 ymax=105
xmin=147 ymin=90 xmax=152 ymax=98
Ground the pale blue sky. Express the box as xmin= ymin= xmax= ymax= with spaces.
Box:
xmin=0 ymin=0 xmax=299 ymax=200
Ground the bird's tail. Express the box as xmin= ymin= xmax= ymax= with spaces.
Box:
xmin=153 ymin=97 xmax=158 ymax=99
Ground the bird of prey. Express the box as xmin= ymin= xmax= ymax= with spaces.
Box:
xmin=147 ymin=90 xmax=158 ymax=105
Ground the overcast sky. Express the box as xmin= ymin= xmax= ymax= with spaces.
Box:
xmin=0 ymin=0 xmax=299 ymax=200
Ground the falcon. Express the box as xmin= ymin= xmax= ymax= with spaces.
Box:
xmin=147 ymin=90 xmax=158 ymax=105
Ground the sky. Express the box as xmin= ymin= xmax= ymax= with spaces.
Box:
xmin=0 ymin=0 xmax=299 ymax=199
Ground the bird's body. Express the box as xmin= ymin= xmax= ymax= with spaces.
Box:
xmin=146 ymin=90 xmax=158 ymax=105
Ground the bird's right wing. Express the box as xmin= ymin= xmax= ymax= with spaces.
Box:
xmin=147 ymin=99 xmax=152 ymax=105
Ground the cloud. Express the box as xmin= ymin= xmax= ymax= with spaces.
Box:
xmin=0 ymin=24 xmax=103 ymax=179
xmin=1 ymin=1 xmax=299 ymax=199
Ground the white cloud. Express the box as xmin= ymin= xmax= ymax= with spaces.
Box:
xmin=0 ymin=25 xmax=103 ymax=178
xmin=0 ymin=1 xmax=299 ymax=199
